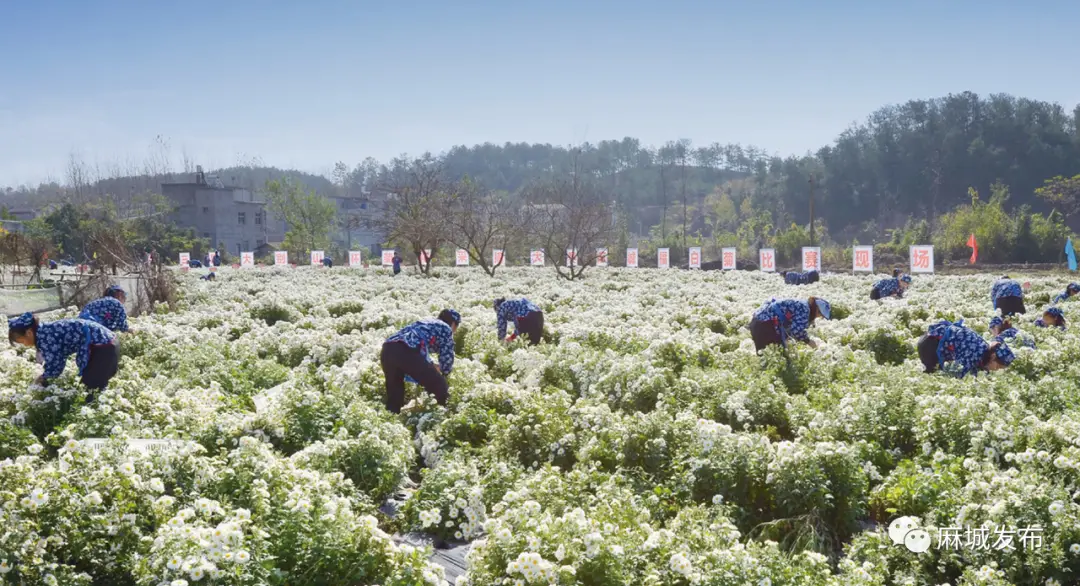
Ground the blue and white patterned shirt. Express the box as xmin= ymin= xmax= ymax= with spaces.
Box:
xmin=927 ymin=322 xmax=988 ymax=378
xmin=1034 ymin=318 xmax=1066 ymax=331
xmin=753 ymin=299 xmax=812 ymax=345
xmin=78 ymin=297 xmax=129 ymax=332
xmin=36 ymin=319 xmax=116 ymax=379
xmin=386 ymin=319 xmax=456 ymax=374
xmin=995 ymin=328 xmax=1035 ymax=349
xmin=496 ymin=299 xmax=541 ymax=339
xmin=784 ymin=271 xmax=815 ymax=285
xmin=990 ymin=279 xmax=1023 ymax=308
xmin=873 ymin=278 xmax=902 ymax=298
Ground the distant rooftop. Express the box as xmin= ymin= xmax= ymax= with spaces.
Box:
xmin=161 ymin=181 xmax=243 ymax=191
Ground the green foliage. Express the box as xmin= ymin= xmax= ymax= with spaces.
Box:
xmin=1035 ymin=174 xmax=1080 ymax=219
xmin=265 ymin=178 xmax=337 ymax=257
xmin=935 ymin=183 xmax=1013 ymax=262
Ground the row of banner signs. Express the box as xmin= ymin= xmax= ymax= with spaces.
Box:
xmin=179 ymin=245 xmax=938 ymax=273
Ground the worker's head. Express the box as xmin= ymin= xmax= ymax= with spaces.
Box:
xmin=105 ymin=285 xmax=126 ymax=303
xmin=438 ymin=309 xmax=461 ymax=333
xmin=893 ymin=268 xmax=902 ymax=278
xmin=1068 ymin=283 xmax=1080 ymax=297
xmin=1022 ymin=281 xmax=1032 ymax=294
xmin=989 ymin=316 xmax=1012 ymax=336
xmin=1043 ymin=307 xmax=1065 ymax=328
xmin=493 ymin=298 xmax=506 ymax=312
xmin=899 ymin=274 xmax=912 ymax=290
xmin=807 ymin=270 xmax=820 ymax=284
xmin=982 ymin=341 xmax=1015 ymax=372
xmin=7 ymin=313 xmax=38 ymax=347
xmin=808 ymin=297 xmax=831 ymax=322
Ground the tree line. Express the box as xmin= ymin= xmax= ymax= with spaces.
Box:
xmin=4 ymin=91 xmax=1080 ymax=268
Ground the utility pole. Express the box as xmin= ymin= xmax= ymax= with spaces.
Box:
xmin=808 ymin=176 xmax=815 ymax=246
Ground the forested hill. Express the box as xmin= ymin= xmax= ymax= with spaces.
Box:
xmin=430 ymin=92 xmax=1080 ymax=240
xmin=5 ymin=92 xmax=1079 ymax=241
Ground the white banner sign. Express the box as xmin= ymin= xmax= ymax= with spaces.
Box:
xmin=382 ymin=250 xmax=395 ymax=266
xmin=493 ymin=249 xmax=505 ymax=267
xmin=657 ymin=248 xmax=670 ymax=269
xmin=349 ymin=251 xmax=362 ymax=267
xmin=208 ymin=251 xmax=216 ymax=264
xmin=721 ymin=247 xmax=736 ymax=270
xmin=688 ymin=247 xmax=702 ymax=269
xmin=311 ymin=250 xmax=324 ymax=265
xmin=530 ymin=250 xmax=545 ymax=266
xmin=910 ymin=245 xmax=935 ymax=274
xmin=759 ymin=249 xmax=776 ymax=272
xmin=565 ymin=248 xmax=578 ymax=268
xmin=274 ymin=251 xmax=288 ymax=266
xmin=455 ymin=249 xmax=469 ymax=266
xmin=802 ymin=247 xmax=821 ymax=272
xmin=240 ymin=252 xmax=254 ymax=267
xmin=595 ymin=248 xmax=608 ymax=267
xmin=179 ymin=252 xmax=190 ymax=266
xmin=626 ymin=248 xmax=638 ymax=268
xmin=853 ymin=245 xmax=874 ymax=272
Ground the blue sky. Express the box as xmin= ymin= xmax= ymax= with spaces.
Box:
xmin=2 ymin=0 xmax=1078 ymax=187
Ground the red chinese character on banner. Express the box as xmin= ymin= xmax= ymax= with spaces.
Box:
xmin=597 ymin=250 xmax=607 ymax=263
xmin=855 ymin=249 xmax=870 ymax=268
xmin=494 ymin=251 xmax=504 ymax=266
xmin=722 ymin=252 xmax=733 ymax=266
xmin=659 ymin=251 xmax=669 ymax=264
xmin=913 ymin=249 xmax=930 ymax=269
xmin=628 ymin=251 xmax=637 ymax=264
xmin=532 ymin=251 xmax=543 ymax=264
xmin=761 ymin=252 xmax=774 ymax=270
xmin=804 ymin=251 xmax=819 ymax=269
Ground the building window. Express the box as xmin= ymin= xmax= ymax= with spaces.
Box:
xmin=238 ymin=212 xmax=246 ymax=225
xmin=243 ymin=240 xmax=249 ymax=250
xmin=255 ymin=211 xmax=263 ymax=225
xmin=203 ymin=233 xmax=210 ymax=238
xmin=202 ymin=206 xmax=209 ymax=213
xmin=257 ymin=238 xmax=265 ymax=247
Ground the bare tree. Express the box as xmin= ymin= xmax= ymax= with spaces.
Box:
xmin=65 ymin=152 xmax=92 ymax=203
xmin=445 ymin=177 xmax=530 ymax=277
xmin=524 ymin=152 xmax=613 ymax=281
xmin=675 ymin=139 xmax=692 ymax=251
xmin=369 ymin=153 xmax=451 ymax=275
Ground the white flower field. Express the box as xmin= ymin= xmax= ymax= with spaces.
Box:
xmin=4 ymin=266 xmax=1080 ymax=586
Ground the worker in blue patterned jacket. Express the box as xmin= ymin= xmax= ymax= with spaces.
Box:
xmin=870 ymin=274 xmax=912 ymax=300
xmin=781 ymin=270 xmax=820 ymax=285
xmin=494 ymin=297 xmax=544 ymax=346
xmin=380 ymin=309 xmax=460 ymax=413
xmin=1034 ymin=307 xmax=1066 ymax=330
xmin=917 ymin=319 xmax=1014 ymax=377
xmin=989 ymin=316 xmax=1035 ymax=349
xmin=79 ymin=285 xmax=131 ymax=333
xmin=748 ymin=297 xmax=832 ymax=352
xmin=990 ymin=276 xmax=1026 ymax=316
xmin=1053 ymin=283 xmax=1080 ymax=304
xmin=7 ymin=312 xmax=119 ymax=394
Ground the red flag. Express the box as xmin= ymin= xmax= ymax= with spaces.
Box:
xmin=967 ymin=233 xmax=978 ymax=264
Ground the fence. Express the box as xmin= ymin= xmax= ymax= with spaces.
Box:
xmin=0 ymin=270 xmax=152 ymax=317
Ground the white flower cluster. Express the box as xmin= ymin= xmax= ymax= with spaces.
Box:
xmin=2 ymin=267 xmax=1080 ymax=585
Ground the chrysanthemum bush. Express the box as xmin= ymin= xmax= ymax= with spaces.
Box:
xmin=5 ymin=267 xmax=1080 ymax=584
